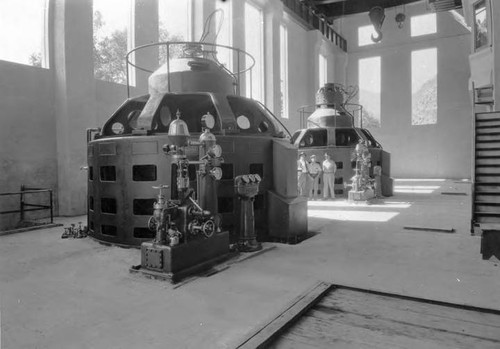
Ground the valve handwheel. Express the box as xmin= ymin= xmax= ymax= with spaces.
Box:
xmin=148 ymin=216 xmax=157 ymax=231
xmin=202 ymin=219 xmax=215 ymax=238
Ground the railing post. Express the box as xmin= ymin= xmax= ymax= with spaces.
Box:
xmin=20 ymin=184 xmax=25 ymax=221
xmin=49 ymin=190 xmax=53 ymax=224
xmin=237 ymin=49 xmax=241 ymax=96
xmin=166 ymin=44 xmax=171 ymax=92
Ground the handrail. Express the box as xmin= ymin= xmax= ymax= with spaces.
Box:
xmin=125 ymin=41 xmax=256 ymax=98
xmin=0 ymin=185 xmax=53 ymax=224
xmin=297 ymin=103 xmax=362 ymax=129
xmin=281 ymin=0 xmax=347 ymax=52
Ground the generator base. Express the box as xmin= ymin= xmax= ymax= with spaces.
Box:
xmin=348 ymin=189 xmax=374 ymax=202
xmin=133 ymin=231 xmax=230 ymax=283
xmin=267 ymin=190 xmax=308 ymax=243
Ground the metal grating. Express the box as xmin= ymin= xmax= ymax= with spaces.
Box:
xmin=427 ymin=0 xmax=462 ymax=12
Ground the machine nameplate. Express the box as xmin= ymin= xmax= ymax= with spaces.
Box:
xmin=144 ymin=248 xmax=163 ymax=270
xmin=99 ymin=142 xmax=117 ymax=155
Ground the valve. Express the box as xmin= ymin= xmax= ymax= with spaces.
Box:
xmin=202 ymin=219 xmax=215 ymax=238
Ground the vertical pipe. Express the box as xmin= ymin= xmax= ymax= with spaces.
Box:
xmin=166 ymin=44 xmax=171 ymax=92
xmin=237 ymin=49 xmax=241 ymax=96
xmin=126 ymin=53 xmax=130 ymax=98
xmin=360 ymin=106 xmax=364 ymax=128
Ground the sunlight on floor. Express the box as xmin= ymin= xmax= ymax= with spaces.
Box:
xmin=394 ymin=179 xmax=447 ymax=182
xmin=307 ymin=200 xmax=412 ymax=209
xmin=394 ymin=185 xmax=441 ymax=194
xmin=308 ymin=209 xmax=400 ymax=222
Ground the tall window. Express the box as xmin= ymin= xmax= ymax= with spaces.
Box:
xmin=411 ymin=13 xmax=437 ymax=37
xmin=158 ymin=0 xmax=192 ymax=64
xmin=245 ymin=2 xmax=264 ymax=102
xmin=93 ymin=0 xmax=133 ymax=84
xmin=411 ymin=48 xmax=437 ymax=125
xmin=358 ymin=56 xmax=381 ymax=128
xmin=0 ymin=0 xmax=49 ymax=68
xmin=358 ymin=25 xmax=379 ymax=47
xmin=280 ymin=24 xmax=289 ymax=119
xmin=319 ymin=54 xmax=327 ymax=88
xmin=215 ymin=0 xmax=232 ymax=71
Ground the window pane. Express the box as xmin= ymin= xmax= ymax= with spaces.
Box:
xmin=474 ymin=0 xmax=488 ymax=50
xmin=0 ymin=0 xmax=48 ymax=68
xmin=358 ymin=25 xmax=378 ymax=47
xmin=93 ymin=0 xmax=132 ymax=84
xmin=319 ymin=54 xmax=327 ymax=88
xmin=215 ymin=0 xmax=232 ymax=71
xmin=358 ymin=56 xmax=381 ymax=128
xmin=158 ymin=0 xmax=191 ymax=64
xmin=412 ymin=48 xmax=437 ymax=125
xmin=280 ymin=24 xmax=288 ymax=118
xmin=245 ymin=2 xmax=264 ymax=102
xmin=227 ymin=96 xmax=278 ymax=134
xmin=411 ymin=13 xmax=436 ymax=37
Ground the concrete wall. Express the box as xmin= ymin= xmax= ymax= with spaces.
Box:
xmin=336 ymin=2 xmax=473 ymax=179
xmin=0 ymin=61 xmax=57 ymax=228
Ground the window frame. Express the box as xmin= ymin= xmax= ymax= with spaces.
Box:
xmin=280 ymin=23 xmax=289 ymax=119
xmin=244 ymin=1 xmax=265 ymax=103
xmin=93 ymin=0 xmax=134 ymax=85
xmin=410 ymin=13 xmax=437 ymax=38
xmin=358 ymin=55 xmax=381 ymax=128
xmin=411 ymin=47 xmax=438 ymax=126
xmin=0 ymin=0 xmax=50 ymax=68
xmin=319 ymin=53 xmax=328 ymax=88
xmin=473 ymin=0 xmax=490 ymax=52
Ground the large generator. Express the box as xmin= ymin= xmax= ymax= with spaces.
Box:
xmin=86 ymin=42 xmax=307 ymax=249
xmin=292 ymin=83 xmax=393 ymax=198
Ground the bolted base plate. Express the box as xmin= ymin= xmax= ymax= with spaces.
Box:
xmin=131 ymin=231 xmax=230 ymax=283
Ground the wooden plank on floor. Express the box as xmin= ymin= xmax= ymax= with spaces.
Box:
xmin=274 ymin=315 xmax=467 ymax=349
xmin=235 ymin=281 xmax=332 ymax=349
xmin=403 ymin=226 xmax=455 ymax=233
xmin=316 ymin=289 xmax=500 ymax=342
xmin=271 ymin=287 xmax=500 ymax=349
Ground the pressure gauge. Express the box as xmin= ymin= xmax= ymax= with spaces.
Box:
xmin=237 ymin=115 xmax=251 ymax=130
xmin=210 ymin=167 xmax=223 ymax=180
xmin=209 ymin=144 xmax=222 ymax=158
xmin=111 ymin=122 xmax=124 ymax=135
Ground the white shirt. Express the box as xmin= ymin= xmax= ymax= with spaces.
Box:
xmin=322 ymin=159 xmax=336 ymax=173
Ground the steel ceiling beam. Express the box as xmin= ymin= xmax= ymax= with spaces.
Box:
xmin=313 ymin=0 xmax=422 ymax=18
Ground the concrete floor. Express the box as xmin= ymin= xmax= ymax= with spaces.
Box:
xmin=1 ymin=179 xmax=499 ymax=349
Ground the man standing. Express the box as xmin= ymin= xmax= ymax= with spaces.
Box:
xmin=297 ymin=152 xmax=309 ymax=196
xmin=322 ymin=153 xmax=337 ymax=199
xmin=308 ymin=155 xmax=322 ymax=199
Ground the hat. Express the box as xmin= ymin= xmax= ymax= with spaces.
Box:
xmin=299 ymin=152 xmax=306 ymax=157
xmin=310 ymin=154 xmax=316 ymax=158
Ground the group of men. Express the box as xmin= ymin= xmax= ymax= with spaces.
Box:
xmin=297 ymin=152 xmax=337 ymax=200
